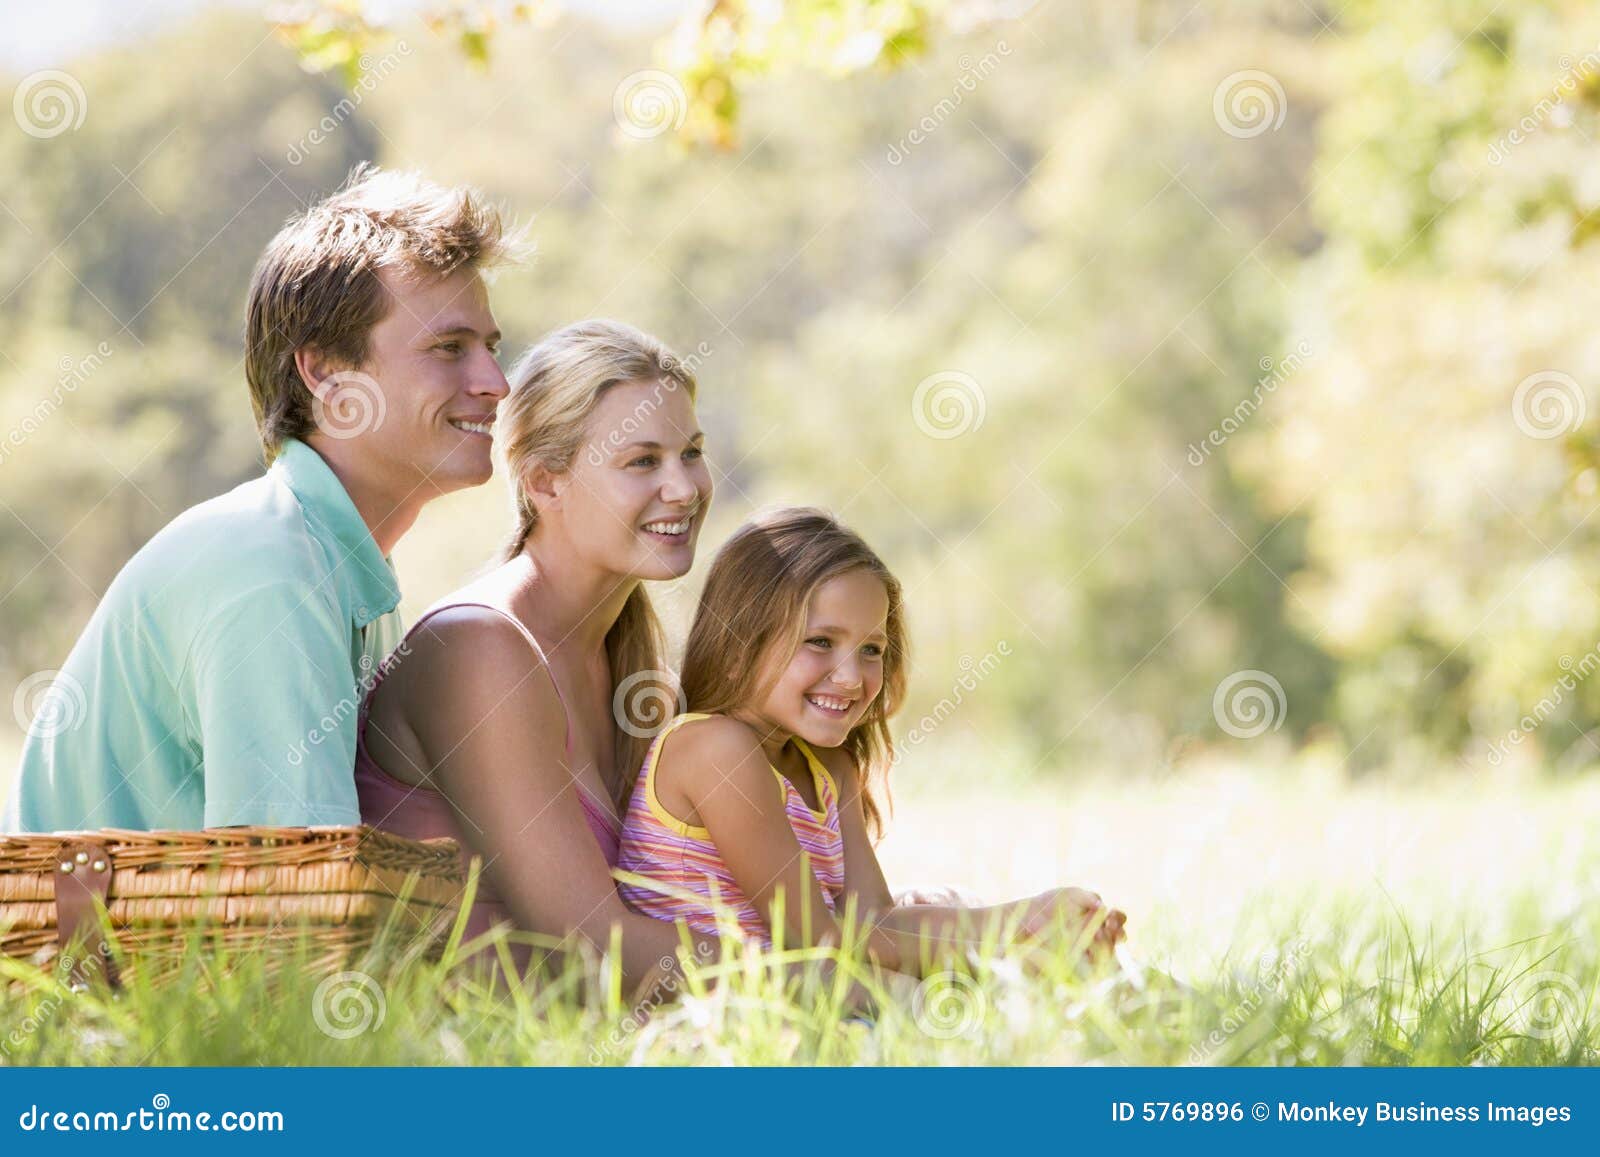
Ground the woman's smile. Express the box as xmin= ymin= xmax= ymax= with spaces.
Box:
xmin=640 ymin=509 xmax=698 ymax=546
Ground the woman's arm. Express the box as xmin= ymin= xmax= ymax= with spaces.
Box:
xmin=666 ymin=717 xmax=901 ymax=970
xmin=398 ymin=608 xmax=713 ymax=992
xmin=825 ymin=748 xmax=1124 ymax=970
xmin=829 ymin=750 xmax=992 ymax=974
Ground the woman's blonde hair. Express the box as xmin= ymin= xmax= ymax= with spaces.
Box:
xmin=680 ymin=508 xmax=907 ymax=839
xmin=497 ymin=318 xmax=699 ymax=805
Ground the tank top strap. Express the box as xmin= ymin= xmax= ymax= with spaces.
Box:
xmin=790 ymin=738 xmax=839 ymax=816
xmin=643 ymin=711 xmax=713 ymax=776
xmin=398 ymin=600 xmax=574 ymax=756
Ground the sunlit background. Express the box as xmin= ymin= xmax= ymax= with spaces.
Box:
xmin=4 ymin=0 xmax=1599 ymax=970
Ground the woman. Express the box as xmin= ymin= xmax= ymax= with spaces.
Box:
xmin=356 ymin=318 xmax=713 ymax=988
xmin=356 ymin=318 xmax=1119 ymax=991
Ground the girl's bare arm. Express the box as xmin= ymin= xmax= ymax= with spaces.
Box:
xmin=665 ymin=716 xmax=901 ymax=970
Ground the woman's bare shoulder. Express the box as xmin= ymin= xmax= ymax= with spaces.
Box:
xmin=383 ymin=605 xmax=563 ymax=728
xmin=399 ymin=605 xmax=540 ymax=673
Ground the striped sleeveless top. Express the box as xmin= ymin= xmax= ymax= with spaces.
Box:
xmin=616 ymin=712 xmax=846 ymax=944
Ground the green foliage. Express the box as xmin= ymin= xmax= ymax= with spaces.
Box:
xmin=275 ymin=1 xmax=945 ymax=147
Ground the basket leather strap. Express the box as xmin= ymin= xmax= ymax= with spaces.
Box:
xmin=53 ymin=839 xmax=120 ymax=989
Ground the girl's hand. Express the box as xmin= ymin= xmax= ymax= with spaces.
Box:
xmin=1015 ymin=887 xmax=1126 ymax=957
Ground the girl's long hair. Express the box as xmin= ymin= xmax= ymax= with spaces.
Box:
xmin=497 ymin=318 xmax=698 ymax=806
xmin=680 ymin=508 xmax=907 ymax=839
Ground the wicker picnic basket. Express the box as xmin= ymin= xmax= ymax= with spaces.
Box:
xmin=0 ymin=825 xmax=466 ymax=985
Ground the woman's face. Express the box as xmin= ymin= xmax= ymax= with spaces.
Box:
xmin=747 ymin=569 xmax=890 ymax=750
xmin=549 ymin=378 xmax=712 ymax=580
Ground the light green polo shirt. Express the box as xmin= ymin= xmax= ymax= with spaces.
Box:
xmin=2 ymin=439 xmax=403 ymax=832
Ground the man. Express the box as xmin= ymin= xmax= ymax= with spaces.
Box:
xmin=3 ymin=165 xmax=512 ymax=832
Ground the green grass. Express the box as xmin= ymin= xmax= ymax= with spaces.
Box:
xmin=2 ymin=753 xmax=1597 ymax=1065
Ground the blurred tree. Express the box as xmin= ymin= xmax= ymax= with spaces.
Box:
xmin=18 ymin=0 xmax=1597 ymax=778
xmin=1249 ymin=0 xmax=1600 ymax=767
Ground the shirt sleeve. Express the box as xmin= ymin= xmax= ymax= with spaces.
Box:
xmin=187 ymin=581 xmax=363 ymax=828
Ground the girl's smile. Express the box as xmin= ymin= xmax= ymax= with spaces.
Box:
xmin=804 ymin=692 xmax=856 ymax=718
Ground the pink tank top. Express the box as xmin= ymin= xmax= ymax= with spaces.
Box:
xmin=354 ymin=601 xmax=622 ymax=949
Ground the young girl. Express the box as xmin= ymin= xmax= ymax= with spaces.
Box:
xmin=615 ymin=507 xmax=1123 ymax=973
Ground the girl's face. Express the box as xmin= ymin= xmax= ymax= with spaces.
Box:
xmin=546 ymin=378 xmax=712 ymax=580
xmin=749 ymin=569 xmax=890 ymax=749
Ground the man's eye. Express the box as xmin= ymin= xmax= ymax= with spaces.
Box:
xmin=437 ymin=342 xmax=461 ymax=355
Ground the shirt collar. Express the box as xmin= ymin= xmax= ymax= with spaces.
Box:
xmin=269 ymin=439 xmax=401 ymax=628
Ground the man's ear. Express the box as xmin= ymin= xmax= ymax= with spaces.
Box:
xmin=293 ymin=346 xmax=345 ymax=399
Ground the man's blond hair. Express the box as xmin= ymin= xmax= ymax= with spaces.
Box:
xmin=245 ymin=164 xmax=510 ymax=461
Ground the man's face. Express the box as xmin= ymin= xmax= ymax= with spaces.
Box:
xmin=318 ymin=264 xmax=508 ymax=500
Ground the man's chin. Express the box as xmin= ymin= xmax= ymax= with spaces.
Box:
xmin=420 ymin=460 xmax=494 ymax=497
